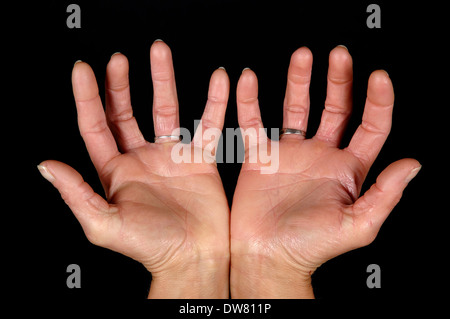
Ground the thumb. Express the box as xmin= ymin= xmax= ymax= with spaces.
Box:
xmin=352 ymin=158 xmax=421 ymax=244
xmin=37 ymin=160 xmax=119 ymax=246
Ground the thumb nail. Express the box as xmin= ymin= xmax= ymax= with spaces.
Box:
xmin=405 ymin=165 xmax=421 ymax=183
xmin=37 ymin=164 xmax=55 ymax=183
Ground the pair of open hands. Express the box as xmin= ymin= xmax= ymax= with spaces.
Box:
xmin=38 ymin=41 xmax=420 ymax=298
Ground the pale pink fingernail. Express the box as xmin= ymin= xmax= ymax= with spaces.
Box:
xmin=37 ymin=164 xmax=55 ymax=182
xmin=405 ymin=165 xmax=421 ymax=183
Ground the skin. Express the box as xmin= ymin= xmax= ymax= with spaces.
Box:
xmin=38 ymin=42 xmax=420 ymax=299
xmin=230 ymin=46 xmax=420 ymax=298
xmin=38 ymin=41 xmax=230 ymax=298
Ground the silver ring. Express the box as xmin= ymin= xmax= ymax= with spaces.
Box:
xmin=154 ymin=135 xmax=181 ymax=143
xmin=280 ymin=128 xmax=306 ymax=138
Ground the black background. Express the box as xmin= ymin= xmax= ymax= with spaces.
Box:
xmin=8 ymin=0 xmax=446 ymax=306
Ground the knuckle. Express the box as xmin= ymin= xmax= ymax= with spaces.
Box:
xmin=241 ymin=117 xmax=262 ymax=128
xmin=153 ymin=104 xmax=177 ymax=116
xmin=327 ymin=76 xmax=352 ymax=85
xmin=323 ymin=102 xmax=352 ymax=115
xmin=152 ymin=70 xmax=173 ymax=82
xmin=285 ymin=104 xmax=308 ymax=114
xmin=81 ymin=118 xmax=109 ymax=136
xmin=360 ymin=120 xmax=389 ymax=135
xmin=207 ymin=94 xmax=227 ymax=104
xmin=239 ymin=96 xmax=258 ymax=104
xmin=109 ymin=107 xmax=134 ymax=123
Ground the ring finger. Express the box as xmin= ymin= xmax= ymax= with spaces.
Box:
xmin=150 ymin=40 xmax=180 ymax=139
xmin=281 ymin=47 xmax=313 ymax=140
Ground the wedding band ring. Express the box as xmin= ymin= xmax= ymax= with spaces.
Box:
xmin=280 ymin=128 xmax=306 ymax=138
xmin=154 ymin=135 xmax=181 ymax=143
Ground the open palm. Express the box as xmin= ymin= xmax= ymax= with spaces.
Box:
xmin=230 ymin=46 xmax=420 ymax=297
xmin=39 ymin=42 xmax=230 ymax=297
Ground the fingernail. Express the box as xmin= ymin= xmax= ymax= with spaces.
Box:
xmin=242 ymin=67 xmax=251 ymax=73
xmin=405 ymin=165 xmax=421 ymax=183
xmin=218 ymin=66 xmax=226 ymax=71
xmin=37 ymin=165 xmax=55 ymax=183
xmin=74 ymin=60 xmax=82 ymax=67
xmin=111 ymin=52 xmax=121 ymax=57
xmin=153 ymin=39 xmax=164 ymax=43
xmin=337 ymin=44 xmax=348 ymax=50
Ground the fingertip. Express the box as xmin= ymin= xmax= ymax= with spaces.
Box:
xmin=37 ymin=160 xmax=83 ymax=187
xmin=239 ymin=67 xmax=257 ymax=85
xmin=37 ymin=161 xmax=55 ymax=183
xmin=38 ymin=159 xmax=59 ymax=175
xmin=291 ymin=46 xmax=313 ymax=64
xmin=209 ymin=79 xmax=229 ymax=105
xmin=329 ymin=45 xmax=353 ymax=66
xmin=111 ymin=51 xmax=121 ymax=57
xmin=106 ymin=53 xmax=129 ymax=85
xmin=286 ymin=47 xmax=313 ymax=87
xmin=336 ymin=44 xmax=348 ymax=51
xmin=237 ymin=68 xmax=258 ymax=102
xmin=236 ymin=68 xmax=262 ymax=129
xmin=367 ymin=70 xmax=394 ymax=105
xmin=241 ymin=66 xmax=253 ymax=74
xmin=211 ymin=67 xmax=230 ymax=86
xmin=238 ymin=68 xmax=257 ymax=93
xmin=72 ymin=61 xmax=85 ymax=85
xmin=72 ymin=62 xmax=99 ymax=99
xmin=38 ymin=159 xmax=50 ymax=167
xmin=149 ymin=40 xmax=175 ymax=86
xmin=213 ymin=66 xmax=228 ymax=77
xmin=72 ymin=60 xmax=92 ymax=76
xmin=73 ymin=60 xmax=83 ymax=68
xmin=214 ymin=66 xmax=229 ymax=82
xmin=405 ymin=163 xmax=422 ymax=183
xmin=207 ymin=68 xmax=230 ymax=107
xmin=402 ymin=158 xmax=421 ymax=170
xmin=376 ymin=158 xmax=421 ymax=190
xmin=150 ymin=39 xmax=172 ymax=60
xmin=108 ymin=52 xmax=128 ymax=70
xmin=369 ymin=69 xmax=392 ymax=86
xmin=395 ymin=158 xmax=422 ymax=183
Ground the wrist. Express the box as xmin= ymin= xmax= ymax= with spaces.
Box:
xmin=230 ymin=240 xmax=315 ymax=299
xmin=148 ymin=255 xmax=230 ymax=299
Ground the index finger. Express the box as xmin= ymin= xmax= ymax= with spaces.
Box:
xmin=345 ymin=70 xmax=394 ymax=170
xmin=72 ymin=61 xmax=120 ymax=172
